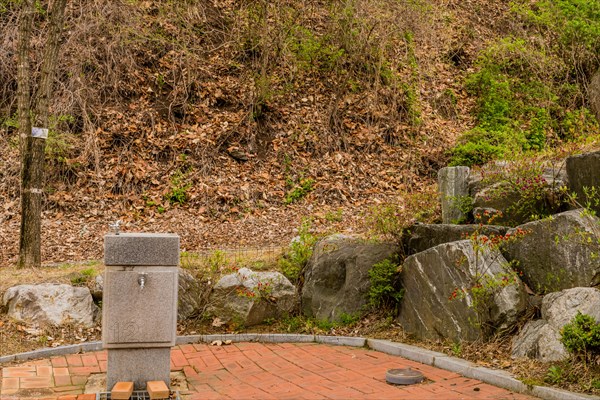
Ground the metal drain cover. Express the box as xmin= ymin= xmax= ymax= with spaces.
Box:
xmin=386 ymin=368 xmax=425 ymax=385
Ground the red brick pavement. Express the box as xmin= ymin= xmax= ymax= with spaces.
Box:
xmin=0 ymin=343 xmax=537 ymax=399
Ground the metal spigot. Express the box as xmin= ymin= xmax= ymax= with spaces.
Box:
xmin=138 ymin=272 xmax=147 ymax=290
xmin=109 ymin=220 xmax=122 ymax=235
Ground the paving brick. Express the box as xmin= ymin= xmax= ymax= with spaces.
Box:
xmin=53 ymin=375 xmax=72 ymax=387
xmin=147 ymin=380 xmax=169 ymax=399
xmin=69 ymin=366 xmax=100 ymax=376
xmin=19 ymin=376 xmax=52 ymax=389
xmin=111 ymin=381 xmax=134 ymax=400
xmin=2 ymin=366 xmax=36 ymax=377
xmin=57 ymin=396 xmax=77 ymax=400
xmin=36 ymin=366 xmax=53 ymax=377
xmin=65 ymin=355 xmax=82 ymax=368
xmin=1 ymin=377 xmax=19 ymax=390
xmin=80 ymin=355 xmax=98 ymax=367
xmin=51 ymin=357 xmax=68 ymax=368
xmin=77 ymin=395 xmax=97 ymax=400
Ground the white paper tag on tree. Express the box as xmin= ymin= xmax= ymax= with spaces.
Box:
xmin=31 ymin=127 xmax=49 ymax=139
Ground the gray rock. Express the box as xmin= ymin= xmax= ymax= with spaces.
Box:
xmin=404 ymin=224 xmax=509 ymax=255
xmin=511 ymin=320 xmax=568 ymax=362
xmin=439 ymin=166 xmax=471 ymax=224
xmin=178 ymin=269 xmax=210 ymax=321
xmin=90 ymin=274 xmax=103 ymax=302
xmin=301 ymin=235 xmax=399 ymax=322
xmin=472 ymin=207 xmax=503 ymax=225
xmin=207 ymin=268 xmax=296 ymax=326
xmin=3 ymin=284 xmax=97 ymax=327
xmin=470 ymin=162 xmax=567 ymax=225
xmin=512 ymin=287 xmax=600 ymax=362
xmin=503 ymin=209 xmax=600 ymax=293
xmin=589 ymin=68 xmax=600 ymax=123
xmin=542 ymin=287 xmax=600 ymax=330
xmin=566 ymin=151 xmax=600 ymax=215
xmin=399 ymin=240 xmax=528 ymax=341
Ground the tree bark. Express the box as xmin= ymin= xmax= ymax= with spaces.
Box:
xmin=18 ymin=0 xmax=68 ymax=269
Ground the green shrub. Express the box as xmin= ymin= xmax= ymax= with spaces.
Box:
xmin=278 ymin=219 xmax=317 ymax=283
xmin=165 ymin=170 xmax=191 ymax=205
xmin=368 ymin=256 xmax=404 ymax=312
xmin=284 ymin=178 xmax=315 ymax=205
xmin=560 ymin=312 xmax=600 ymax=362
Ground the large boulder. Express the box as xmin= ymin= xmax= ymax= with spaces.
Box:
xmin=301 ymin=235 xmax=399 ymax=322
xmin=566 ymin=151 xmax=600 ymax=215
xmin=207 ymin=268 xmax=296 ymax=326
xmin=542 ymin=287 xmax=600 ymax=329
xmin=2 ymin=284 xmax=97 ymax=327
xmin=404 ymin=224 xmax=508 ymax=256
xmin=503 ymin=209 xmax=600 ymax=294
xmin=399 ymin=240 xmax=528 ymax=341
xmin=512 ymin=287 xmax=600 ymax=362
xmin=511 ymin=320 xmax=568 ymax=362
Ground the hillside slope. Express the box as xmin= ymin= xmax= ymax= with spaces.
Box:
xmin=0 ymin=0 xmax=597 ymax=264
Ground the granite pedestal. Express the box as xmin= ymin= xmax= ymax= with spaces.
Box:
xmin=103 ymin=233 xmax=179 ymax=391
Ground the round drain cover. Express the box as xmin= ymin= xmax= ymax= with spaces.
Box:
xmin=386 ymin=368 xmax=425 ymax=385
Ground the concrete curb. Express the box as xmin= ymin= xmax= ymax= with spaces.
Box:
xmin=364 ymin=339 xmax=598 ymax=400
xmin=1 ymin=335 xmax=597 ymax=400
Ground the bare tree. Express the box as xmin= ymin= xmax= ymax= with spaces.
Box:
xmin=18 ymin=0 xmax=68 ymax=268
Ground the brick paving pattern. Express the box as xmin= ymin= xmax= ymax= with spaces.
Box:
xmin=0 ymin=343 xmax=536 ymax=399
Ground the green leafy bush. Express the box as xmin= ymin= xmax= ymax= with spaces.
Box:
xmin=560 ymin=311 xmax=600 ymax=362
xmin=284 ymin=178 xmax=315 ymax=204
xmin=278 ymin=219 xmax=317 ymax=283
xmin=368 ymin=256 xmax=404 ymax=311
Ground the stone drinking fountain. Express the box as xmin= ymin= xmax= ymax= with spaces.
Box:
xmin=103 ymin=228 xmax=180 ymax=398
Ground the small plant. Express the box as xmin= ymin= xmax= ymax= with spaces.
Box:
xmin=70 ymin=268 xmax=97 ymax=286
xmin=368 ymin=256 xmax=404 ymax=312
xmin=206 ymin=250 xmax=227 ymax=272
xmin=560 ymin=312 xmax=600 ymax=364
xmin=545 ymin=365 xmax=564 ymax=384
xmin=278 ymin=219 xmax=318 ymax=283
xmin=165 ymin=169 xmax=191 ymax=205
xmin=365 ymin=187 xmax=440 ymax=244
xmin=284 ymin=178 xmax=315 ymax=205
xmin=451 ymin=342 xmax=462 ymax=357
xmin=324 ymin=209 xmax=343 ymax=222
xmin=449 ymin=195 xmax=474 ymax=223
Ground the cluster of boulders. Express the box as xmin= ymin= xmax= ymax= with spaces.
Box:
xmin=2 ymin=151 xmax=600 ymax=364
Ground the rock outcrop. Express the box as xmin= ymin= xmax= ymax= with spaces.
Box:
xmin=503 ymin=209 xmax=600 ymax=294
xmin=512 ymin=287 xmax=600 ymax=362
xmin=404 ymin=224 xmax=508 ymax=256
xmin=399 ymin=240 xmax=528 ymax=341
xmin=207 ymin=268 xmax=296 ymax=326
xmin=301 ymin=235 xmax=399 ymax=322
xmin=3 ymin=284 xmax=97 ymax=327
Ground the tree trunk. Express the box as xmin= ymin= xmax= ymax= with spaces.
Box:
xmin=18 ymin=0 xmax=68 ymax=269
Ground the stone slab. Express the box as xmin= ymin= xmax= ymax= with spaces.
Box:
xmin=531 ymin=385 xmax=600 ymax=400
xmin=367 ymin=339 xmax=444 ymax=365
xmin=439 ymin=166 xmax=470 ymax=224
xmin=104 ymin=233 xmax=180 ymax=266
xmin=107 ymin=348 xmax=171 ymax=391
xmin=468 ymin=366 xmax=528 ymax=393
xmin=315 ymin=335 xmax=365 ymax=347
xmin=566 ymin=151 xmax=600 ymax=214
xmin=102 ymin=268 xmax=178 ymax=348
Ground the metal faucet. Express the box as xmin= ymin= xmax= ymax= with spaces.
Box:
xmin=109 ymin=220 xmax=122 ymax=235
xmin=138 ymin=272 xmax=148 ymax=290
